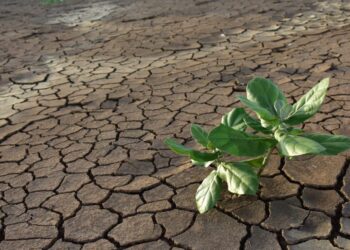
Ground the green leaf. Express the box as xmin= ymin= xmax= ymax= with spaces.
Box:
xmin=191 ymin=124 xmax=210 ymax=147
xmin=196 ymin=171 xmax=222 ymax=213
xmin=238 ymin=96 xmax=278 ymax=125
xmin=277 ymin=134 xmax=325 ymax=156
xmin=165 ymin=139 xmax=218 ymax=165
xmin=190 ymin=151 xmax=219 ymax=163
xmin=274 ymin=100 xmax=293 ymax=120
xmin=208 ymin=124 xmax=276 ymax=157
xmin=191 ymin=160 xmax=215 ymax=168
xmin=246 ymin=77 xmax=287 ymax=115
xmin=240 ymin=156 xmax=265 ymax=169
xmin=221 ymin=108 xmax=247 ymax=131
xmin=41 ymin=0 xmax=64 ymax=4
xmin=164 ymin=138 xmax=192 ymax=155
xmin=302 ymin=133 xmax=350 ymax=155
xmin=286 ymin=127 xmax=304 ymax=136
xmin=217 ymin=162 xmax=259 ymax=195
xmin=243 ymin=115 xmax=272 ymax=134
xmin=285 ymin=78 xmax=329 ymax=125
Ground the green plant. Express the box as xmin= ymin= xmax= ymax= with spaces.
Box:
xmin=41 ymin=0 xmax=64 ymax=5
xmin=165 ymin=77 xmax=350 ymax=213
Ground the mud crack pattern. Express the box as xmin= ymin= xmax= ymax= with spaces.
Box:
xmin=1 ymin=0 xmax=350 ymax=249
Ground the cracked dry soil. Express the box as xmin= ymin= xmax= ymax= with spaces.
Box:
xmin=1 ymin=0 xmax=350 ymax=249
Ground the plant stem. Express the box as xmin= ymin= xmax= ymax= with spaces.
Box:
xmin=258 ymin=147 xmax=274 ymax=176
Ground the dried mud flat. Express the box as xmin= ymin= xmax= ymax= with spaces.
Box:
xmin=1 ymin=0 xmax=350 ymax=249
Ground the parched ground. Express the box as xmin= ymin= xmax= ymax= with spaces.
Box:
xmin=1 ymin=0 xmax=350 ymax=249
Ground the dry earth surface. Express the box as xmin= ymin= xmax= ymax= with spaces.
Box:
xmin=1 ymin=0 xmax=350 ymax=249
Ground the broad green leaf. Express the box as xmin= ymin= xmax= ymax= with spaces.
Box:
xmin=240 ymin=156 xmax=265 ymax=169
xmin=246 ymin=77 xmax=287 ymax=116
xmin=190 ymin=151 xmax=219 ymax=163
xmin=196 ymin=171 xmax=222 ymax=213
xmin=191 ymin=124 xmax=210 ymax=147
xmin=217 ymin=162 xmax=259 ymax=195
xmin=238 ymin=96 xmax=278 ymax=125
xmin=208 ymin=124 xmax=276 ymax=157
xmin=286 ymin=127 xmax=304 ymax=136
xmin=274 ymin=100 xmax=293 ymax=120
xmin=302 ymin=133 xmax=350 ymax=155
xmin=164 ymin=138 xmax=192 ymax=155
xmin=285 ymin=78 xmax=329 ymax=125
xmin=221 ymin=108 xmax=247 ymax=131
xmin=277 ymin=134 xmax=325 ymax=156
xmin=165 ymin=139 xmax=218 ymax=164
xmin=191 ymin=160 xmax=215 ymax=168
xmin=243 ymin=115 xmax=272 ymax=134
xmin=273 ymin=99 xmax=284 ymax=114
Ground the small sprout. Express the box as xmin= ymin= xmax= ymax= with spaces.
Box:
xmin=165 ymin=77 xmax=350 ymax=213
